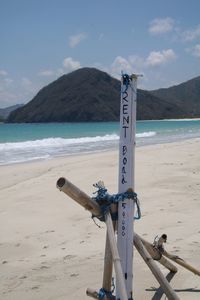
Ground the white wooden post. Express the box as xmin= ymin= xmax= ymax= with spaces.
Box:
xmin=117 ymin=74 xmax=137 ymax=300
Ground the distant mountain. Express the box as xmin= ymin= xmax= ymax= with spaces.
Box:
xmin=8 ymin=68 xmax=120 ymax=122
xmin=150 ymin=76 xmax=200 ymax=118
xmin=7 ymin=68 xmax=200 ymax=123
xmin=0 ymin=104 xmax=23 ymax=120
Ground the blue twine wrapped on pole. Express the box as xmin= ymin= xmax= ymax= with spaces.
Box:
xmin=92 ymin=181 xmax=141 ymax=222
xmin=97 ymin=277 xmax=115 ymax=299
xmin=98 ymin=288 xmax=114 ymax=300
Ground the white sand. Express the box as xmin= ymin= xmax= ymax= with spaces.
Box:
xmin=0 ymin=139 xmax=200 ymax=299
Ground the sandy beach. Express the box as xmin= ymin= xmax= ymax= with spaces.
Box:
xmin=1 ymin=138 xmax=200 ymax=300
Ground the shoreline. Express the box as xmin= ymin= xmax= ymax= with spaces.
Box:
xmin=1 ymin=118 xmax=200 ymax=167
xmin=1 ymin=135 xmax=200 ymax=168
xmin=1 ymin=138 xmax=200 ymax=299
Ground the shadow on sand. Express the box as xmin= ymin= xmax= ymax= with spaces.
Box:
xmin=145 ymin=272 xmax=200 ymax=300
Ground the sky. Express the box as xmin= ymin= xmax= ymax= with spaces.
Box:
xmin=0 ymin=0 xmax=200 ymax=108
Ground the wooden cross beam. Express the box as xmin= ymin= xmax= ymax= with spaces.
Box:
xmin=56 ymin=177 xmax=184 ymax=300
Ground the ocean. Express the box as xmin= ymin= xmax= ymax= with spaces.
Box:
xmin=0 ymin=119 xmax=200 ymax=166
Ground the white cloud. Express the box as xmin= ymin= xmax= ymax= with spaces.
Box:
xmin=128 ymin=55 xmax=145 ymax=72
xmin=111 ymin=56 xmax=132 ymax=77
xmin=0 ymin=76 xmax=47 ymax=108
xmin=4 ymin=78 xmax=13 ymax=85
xmin=109 ymin=49 xmax=177 ymax=79
xmin=181 ymin=25 xmax=200 ymax=42
xmin=69 ymin=33 xmax=87 ymax=48
xmin=149 ymin=17 xmax=174 ymax=35
xmin=0 ymin=70 xmax=8 ymax=76
xmin=192 ymin=44 xmax=200 ymax=57
xmin=145 ymin=49 xmax=176 ymax=67
xmin=38 ymin=70 xmax=54 ymax=76
xmin=0 ymin=90 xmax=20 ymax=108
xmin=187 ymin=44 xmax=200 ymax=58
xmin=63 ymin=57 xmax=81 ymax=72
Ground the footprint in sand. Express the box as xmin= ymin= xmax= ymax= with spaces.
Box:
xmin=31 ymin=286 xmax=40 ymax=290
xmin=7 ymin=279 xmax=22 ymax=290
xmin=173 ymin=246 xmax=180 ymax=252
xmin=2 ymin=260 xmax=8 ymax=264
xmin=63 ymin=255 xmax=76 ymax=260
xmin=70 ymin=273 xmax=79 ymax=277
xmin=43 ymin=245 xmax=49 ymax=249
xmin=40 ymin=265 xmax=50 ymax=269
xmin=19 ymin=275 xmax=27 ymax=279
xmin=60 ymin=240 xmax=68 ymax=245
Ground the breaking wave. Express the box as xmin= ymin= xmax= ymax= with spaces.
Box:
xmin=0 ymin=131 xmax=156 ymax=165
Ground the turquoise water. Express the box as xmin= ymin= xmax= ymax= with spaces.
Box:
xmin=0 ymin=120 xmax=200 ymax=165
xmin=0 ymin=122 xmax=119 ymax=143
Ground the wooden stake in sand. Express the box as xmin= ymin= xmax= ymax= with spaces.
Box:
xmin=56 ymin=177 xmax=182 ymax=299
xmin=105 ymin=212 xmax=128 ymax=300
xmin=154 ymin=234 xmax=200 ymax=276
xmin=102 ymin=203 xmax=117 ymax=293
xmin=57 ymin=177 xmax=128 ymax=299
xmin=117 ymin=74 xmax=138 ymax=300
xmin=136 ymin=234 xmax=178 ymax=273
xmin=134 ymin=234 xmax=180 ymax=300
xmin=56 ymin=73 xmax=198 ymax=300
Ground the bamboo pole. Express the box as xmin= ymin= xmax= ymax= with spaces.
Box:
xmin=135 ymin=234 xmax=178 ymax=273
xmin=163 ymin=250 xmax=200 ymax=276
xmin=56 ymin=177 xmax=101 ymax=217
xmin=102 ymin=203 xmax=118 ymax=293
xmin=86 ymin=288 xmax=99 ymax=299
xmin=134 ymin=234 xmax=180 ymax=300
xmin=57 ymin=178 xmax=125 ymax=299
xmin=86 ymin=212 xmax=129 ymax=300
xmin=105 ymin=212 xmax=128 ymax=300
xmin=152 ymin=234 xmax=200 ymax=276
xmin=86 ymin=288 xmax=116 ymax=300
xmin=58 ymin=178 xmax=194 ymax=299
xmin=102 ymin=232 xmax=113 ymax=292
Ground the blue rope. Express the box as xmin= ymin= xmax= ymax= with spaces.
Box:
xmin=92 ymin=182 xmax=141 ymax=222
xmin=98 ymin=288 xmax=113 ymax=300
xmin=121 ymin=73 xmax=137 ymax=95
xmin=122 ymin=73 xmax=131 ymax=93
xmin=98 ymin=277 xmax=115 ymax=299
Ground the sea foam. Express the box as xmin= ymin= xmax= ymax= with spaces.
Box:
xmin=0 ymin=131 xmax=156 ymax=151
xmin=0 ymin=131 xmax=157 ymax=165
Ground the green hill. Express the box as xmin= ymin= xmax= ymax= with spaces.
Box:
xmin=0 ymin=104 xmax=23 ymax=120
xmin=150 ymin=76 xmax=200 ymax=118
xmin=7 ymin=68 xmax=200 ymax=123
